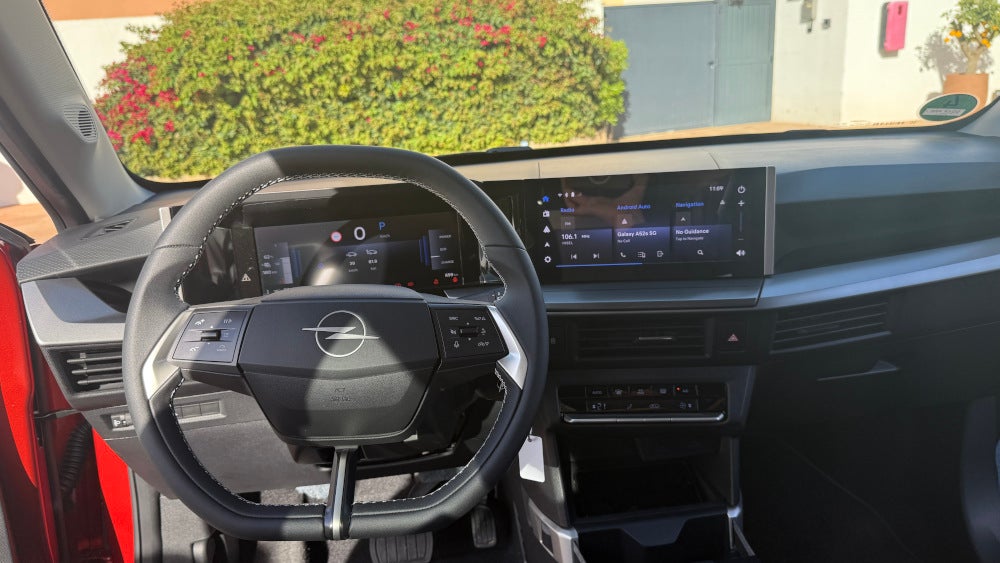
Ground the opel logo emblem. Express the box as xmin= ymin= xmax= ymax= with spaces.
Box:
xmin=301 ymin=311 xmax=379 ymax=357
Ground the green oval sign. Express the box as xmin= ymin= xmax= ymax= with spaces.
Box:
xmin=919 ymin=93 xmax=979 ymax=122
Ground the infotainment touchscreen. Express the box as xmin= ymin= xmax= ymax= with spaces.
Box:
xmin=528 ymin=167 xmax=773 ymax=283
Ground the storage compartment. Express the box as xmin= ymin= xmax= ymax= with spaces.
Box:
xmin=560 ymin=432 xmax=745 ymax=561
xmin=573 ymin=459 xmax=705 ymax=518
xmin=577 ymin=507 xmax=730 ymax=563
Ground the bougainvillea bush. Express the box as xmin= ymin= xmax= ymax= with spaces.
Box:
xmin=94 ymin=0 xmax=627 ymax=178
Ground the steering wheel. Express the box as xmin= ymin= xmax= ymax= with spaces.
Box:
xmin=122 ymin=146 xmax=547 ymax=541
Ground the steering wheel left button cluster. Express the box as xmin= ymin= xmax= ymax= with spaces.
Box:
xmin=171 ymin=310 xmax=248 ymax=363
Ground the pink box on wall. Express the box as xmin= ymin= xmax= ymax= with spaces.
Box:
xmin=883 ymin=1 xmax=908 ymax=51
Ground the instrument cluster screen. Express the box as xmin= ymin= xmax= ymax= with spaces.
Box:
xmin=253 ymin=211 xmax=464 ymax=294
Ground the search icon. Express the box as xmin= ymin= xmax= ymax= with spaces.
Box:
xmin=696 ymin=249 xmax=704 ymax=256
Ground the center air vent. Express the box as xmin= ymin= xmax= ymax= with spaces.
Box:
xmin=573 ymin=318 xmax=708 ymax=361
xmin=62 ymin=348 xmax=123 ymax=393
xmin=772 ymin=297 xmax=890 ymax=352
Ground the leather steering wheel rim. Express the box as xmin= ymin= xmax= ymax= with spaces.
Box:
xmin=121 ymin=146 xmax=547 ymax=541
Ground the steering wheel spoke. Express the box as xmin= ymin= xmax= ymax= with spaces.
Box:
xmin=324 ymin=448 xmax=359 ymax=540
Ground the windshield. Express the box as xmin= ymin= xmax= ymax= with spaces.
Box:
xmin=43 ymin=0 xmax=1000 ymax=180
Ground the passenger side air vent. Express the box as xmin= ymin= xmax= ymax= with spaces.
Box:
xmin=573 ymin=318 xmax=708 ymax=361
xmin=84 ymin=219 xmax=133 ymax=240
xmin=62 ymin=348 xmax=124 ymax=392
xmin=772 ymin=297 xmax=890 ymax=352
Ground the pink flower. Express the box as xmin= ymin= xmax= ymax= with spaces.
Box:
xmin=130 ymin=127 xmax=153 ymax=145
xmin=404 ymin=21 xmax=418 ymax=30
xmin=404 ymin=34 xmax=416 ymax=43
xmin=183 ymin=29 xmax=192 ymax=39
xmin=247 ymin=45 xmax=255 ymax=51
xmin=383 ymin=9 xmax=391 ymax=19
xmin=163 ymin=120 xmax=175 ymax=132
xmin=537 ymin=35 xmax=548 ymax=47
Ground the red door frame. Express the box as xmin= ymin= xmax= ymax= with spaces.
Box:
xmin=0 ymin=240 xmax=60 ymax=561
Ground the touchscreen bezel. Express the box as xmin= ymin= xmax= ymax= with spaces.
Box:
xmin=522 ymin=166 xmax=775 ymax=284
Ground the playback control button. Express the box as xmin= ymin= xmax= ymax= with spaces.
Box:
xmin=434 ymin=308 xmax=507 ymax=360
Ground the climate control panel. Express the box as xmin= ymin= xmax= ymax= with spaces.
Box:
xmin=558 ymin=382 xmax=727 ymax=424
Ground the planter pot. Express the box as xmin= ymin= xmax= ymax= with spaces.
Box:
xmin=943 ymin=73 xmax=989 ymax=110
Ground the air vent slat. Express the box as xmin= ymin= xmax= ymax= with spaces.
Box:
xmin=775 ymin=304 xmax=887 ymax=331
xmin=65 ymin=352 xmax=122 ymax=365
xmin=60 ymin=347 xmax=124 ymax=393
xmin=573 ymin=318 xmax=707 ymax=361
xmin=774 ymin=313 xmax=887 ymax=337
xmin=69 ymin=365 xmax=122 ymax=376
xmin=73 ymin=376 xmax=124 ymax=387
xmin=773 ymin=298 xmax=889 ymax=351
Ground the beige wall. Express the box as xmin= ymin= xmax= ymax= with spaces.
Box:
xmin=43 ymin=0 xmax=186 ymax=21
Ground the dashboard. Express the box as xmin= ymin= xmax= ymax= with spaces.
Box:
xmin=213 ymin=166 xmax=774 ymax=300
xmin=16 ymin=130 xmax=1000 ymax=505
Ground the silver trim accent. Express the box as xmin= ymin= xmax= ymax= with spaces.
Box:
xmin=729 ymin=504 xmax=754 ymax=556
xmin=526 ymin=498 xmax=579 ymax=563
xmin=561 ymin=412 xmax=726 ymax=424
xmin=158 ymin=206 xmax=173 ymax=231
xmin=488 ymin=306 xmax=527 ymax=389
xmin=140 ymin=311 xmax=191 ymax=400
xmin=324 ymin=450 xmax=354 ymax=540
xmin=763 ymin=166 xmax=776 ymax=276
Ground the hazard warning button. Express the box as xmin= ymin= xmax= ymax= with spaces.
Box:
xmin=715 ymin=320 xmax=747 ymax=352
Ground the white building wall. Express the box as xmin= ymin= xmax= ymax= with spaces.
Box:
xmin=52 ymin=16 xmax=163 ymax=101
xmin=774 ymin=0 xmax=1000 ymax=126
xmin=839 ymin=0 xmax=1000 ymax=124
xmin=771 ymin=0 xmax=851 ymax=125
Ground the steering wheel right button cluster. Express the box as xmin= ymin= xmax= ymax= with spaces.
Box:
xmin=433 ymin=307 xmax=507 ymax=364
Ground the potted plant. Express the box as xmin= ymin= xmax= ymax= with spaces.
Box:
xmin=942 ymin=0 xmax=1000 ymax=108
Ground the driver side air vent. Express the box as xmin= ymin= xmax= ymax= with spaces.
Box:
xmin=573 ymin=317 xmax=708 ymax=361
xmin=772 ymin=297 xmax=890 ymax=352
xmin=61 ymin=348 xmax=124 ymax=393
xmin=83 ymin=219 xmax=134 ymax=240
